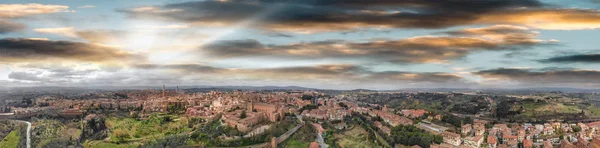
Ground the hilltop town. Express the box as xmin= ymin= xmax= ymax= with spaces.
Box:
xmin=1 ymin=87 xmax=600 ymax=148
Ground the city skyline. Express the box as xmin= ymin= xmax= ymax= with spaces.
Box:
xmin=1 ymin=0 xmax=600 ymax=89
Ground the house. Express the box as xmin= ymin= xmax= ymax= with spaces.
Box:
xmin=542 ymin=141 xmax=553 ymax=148
xmin=400 ymin=109 xmax=428 ymax=118
xmin=374 ymin=121 xmax=391 ymax=135
xmin=494 ymin=124 xmax=508 ymax=130
xmin=592 ymin=136 xmax=600 ymax=148
xmin=551 ymin=122 xmax=561 ymax=129
xmin=502 ymin=134 xmax=517 ymax=144
xmin=463 ymin=136 xmax=483 ymax=148
xmin=531 ymin=129 xmax=541 ymax=139
xmin=442 ymin=131 xmax=462 ymax=146
xmin=547 ymin=136 xmax=560 ymax=144
xmin=474 ymin=123 xmax=486 ymax=136
xmin=506 ymin=139 xmax=518 ymax=148
xmin=560 ymin=139 xmax=575 ymax=148
xmin=579 ymin=122 xmax=590 ymax=131
xmin=489 ymin=128 xmax=498 ymax=137
xmin=462 ymin=124 xmax=472 ymax=136
xmin=487 ymin=135 xmax=497 ymax=148
xmin=535 ymin=124 xmax=544 ymax=132
xmin=517 ymin=129 xmax=526 ymax=142
xmin=543 ymin=127 xmax=554 ymax=135
xmin=523 ymin=139 xmax=533 ymax=148
xmin=576 ymin=136 xmax=590 ymax=148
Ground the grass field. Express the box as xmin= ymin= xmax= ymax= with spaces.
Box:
xmin=520 ymin=102 xmax=582 ymax=118
xmin=334 ymin=126 xmax=383 ymax=148
xmin=586 ymin=106 xmax=600 ymax=117
xmin=285 ymin=139 xmax=310 ymax=148
xmin=88 ymin=114 xmax=191 ymax=147
xmin=535 ymin=103 xmax=581 ymax=113
xmin=84 ymin=140 xmax=139 ymax=148
xmin=0 ymin=130 xmax=20 ymax=148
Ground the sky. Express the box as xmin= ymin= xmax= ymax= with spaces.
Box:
xmin=1 ymin=0 xmax=600 ymax=90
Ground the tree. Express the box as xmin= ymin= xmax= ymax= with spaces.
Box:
xmin=496 ymin=100 xmax=512 ymax=118
xmin=391 ymin=125 xmax=442 ymax=148
xmin=240 ymin=110 xmax=247 ymax=119
xmin=572 ymin=125 xmax=582 ymax=132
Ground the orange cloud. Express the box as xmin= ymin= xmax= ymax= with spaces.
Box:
xmin=478 ymin=9 xmax=600 ymax=30
xmin=0 ymin=3 xmax=71 ymax=18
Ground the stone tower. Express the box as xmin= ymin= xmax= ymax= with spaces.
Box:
xmin=162 ymin=85 xmax=166 ymax=98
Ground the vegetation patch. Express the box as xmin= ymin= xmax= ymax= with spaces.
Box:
xmin=334 ymin=126 xmax=382 ymax=148
xmin=0 ymin=130 xmax=20 ymax=148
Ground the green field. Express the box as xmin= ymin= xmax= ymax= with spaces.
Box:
xmin=334 ymin=126 xmax=383 ymax=148
xmin=87 ymin=114 xmax=191 ymax=147
xmin=0 ymin=130 xmax=20 ymax=148
xmin=279 ymin=122 xmax=317 ymax=148
xmin=586 ymin=106 xmax=600 ymax=117
xmin=84 ymin=140 xmax=139 ymax=148
xmin=285 ymin=139 xmax=310 ymax=148
xmin=535 ymin=103 xmax=580 ymax=113
xmin=520 ymin=101 xmax=582 ymax=118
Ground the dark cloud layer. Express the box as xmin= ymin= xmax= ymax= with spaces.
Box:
xmin=133 ymin=63 xmax=224 ymax=73
xmin=0 ymin=38 xmax=142 ymax=63
xmin=200 ymin=25 xmax=548 ymax=63
xmin=120 ymin=0 xmax=542 ymax=30
xmin=364 ymin=71 xmax=465 ymax=83
xmin=8 ymin=72 xmax=46 ymax=82
xmin=474 ymin=68 xmax=600 ymax=84
xmin=121 ymin=0 xmax=600 ymax=32
xmin=0 ymin=20 xmax=25 ymax=34
xmin=130 ymin=63 xmax=467 ymax=85
xmin=540 ymin=54 xmax=600 ymax=63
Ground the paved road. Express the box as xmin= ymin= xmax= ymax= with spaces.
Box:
xmin=13 ymin=120 xmax=31 ymax=148
xmin=315 ymin=131 xmax=328 ymax=148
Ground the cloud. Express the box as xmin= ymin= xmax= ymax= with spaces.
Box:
xmin=0 ymin=3 xmax=71 ymax=18
xmin=8 ymin=72 xmax=46 ymax=82
xmin=0 ymin=4 xmax=72 ymax=34
xmin=136 ymin=24 xmax=189 ymax=29
xmin=441 ymin=25 xmax=538 ymax=43
xmin=131 ymin=63 xmax=467 ymax=85
xmin=31 ymin=27 xmax=206 ymax=52
xmin=200 ymin=25 xmax=551 ymax=63
xmin=77 ymin=5 xmax=95 ymax=9
xmin=0 ymin=19 xmax=25 ymax=34
xmin=539 ymin=54 xmax=600 ymax=63
xmin=34 ymin=27 xmax=126 ymax=43
xmin=119 ymin=0 xmax=600 ymax=32
xmin=0 ymin=38 xmax=143 ymax=63
xmin=473 ymin=68 xmax=600 ymax=86
xmin=34 ymin=27 xmax=77 ymax=37
xmin=73 ymin=30 xmax=127 ymax=43
xmin=133 ymin=63 xmax=224 ymax=74
xmin=6 ymin=62 xmax=471 ymax=89
xmin=363 ymin=71 xmax=465 ymax=84
xmin=477 ymin=9 xmax=600 ymax=30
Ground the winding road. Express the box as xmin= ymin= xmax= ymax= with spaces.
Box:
xmin=13 ymin=120 xmax=31 ymax=148
xmin=315 ymin=131 xmax=328 ymax=148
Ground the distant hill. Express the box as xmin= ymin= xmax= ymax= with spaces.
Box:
xmin=1 ymin=86 xmax=599 ymax=93
xmin=389 ymin=87 xmax=600 ymax=93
